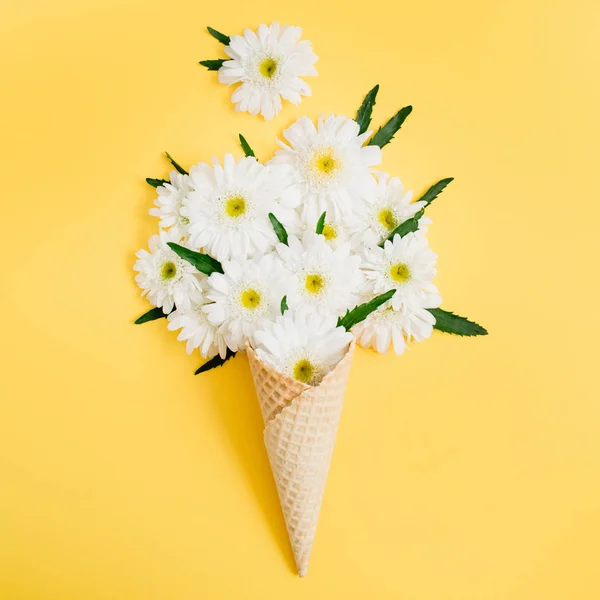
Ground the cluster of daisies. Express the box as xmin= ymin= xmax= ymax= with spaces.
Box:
xmin=134 ymin=24 xmax=485 ymax=385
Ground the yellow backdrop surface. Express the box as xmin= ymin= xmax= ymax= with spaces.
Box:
xmin=1 ymin=0 xmax=599 ymax=598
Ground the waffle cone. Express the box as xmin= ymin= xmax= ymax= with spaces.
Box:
xmin=246 ymin=341 xmax=355 ymax=577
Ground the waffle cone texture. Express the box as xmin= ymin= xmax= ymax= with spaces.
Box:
xmin=246 ymin=341 xmax=355 ymax=577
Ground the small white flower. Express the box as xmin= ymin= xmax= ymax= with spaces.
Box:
xmin=361 ymin=231 xmax=441 ymax=311
xmin=277 ymin=231 xmax=363 ymax=318
xmin=203 ymin=253 xmax=292 ymax=352
xmin=298 ymin=203 xmax=356 ymax=249
xmin=167 ymin=283 xmax=229 ymax=359
xmin=253 ymin=308 xmax=353 ymax=385
xmin=183 ymin=154 xmax=299 ymax=263
xmin=268 ymin=115 xmax=382 ymax=220
xmin=149 ymin=171 xmax=194 ymax=241
xmin=218 ymin=23 xmax=318 ymax=120
xmin=349 ymin=172 xmax=429 ymax=250
xmin=353 ymin=298 xmax=439 ymax=355
xmin=134 ymin=229 xmax=204 ymax=313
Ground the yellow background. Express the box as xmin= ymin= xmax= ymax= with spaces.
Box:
xmin=1 ymin=0 xmax=599 ymax=597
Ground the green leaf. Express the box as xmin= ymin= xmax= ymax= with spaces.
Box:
xmin=355 ymin=84 xmax=379 ymax=135
xmin=280 ymin=296 xmax=288 ymax=314
xmin=268 ymin=213 xmax=288 ymax=245
xmin=207 ymin=26 xmax=230 ymax=45
xmin=315 ymin=211 xmax=327 ymax=235
xmin=337 ymin=290 xmax=396 ymax=331
xmin=146 ymin=177 xmax=169 ymax=188
xmin=164 ymin=151 xmax=187 ymax=175
xmin=369 ymin=105 xmax=413 ymax=148
xmin=419 ymin=178 xmax=454 ymax=208
xmin=239 ymin=134 xmax=256 ymax=158
xmin=195 ymin=348 xmax=236 ymax=374
xmin=167 ymin=243 xmax=223 ymax=275
xmin=428 ymin=308 xmax=488 ymax=336
xmin=134 ymin=307 xmax=168 ymax=324
xmin=380 ymin=210 xmax=424 ymax=246
xmin=199 ymin=59 xmax=227 ymax=71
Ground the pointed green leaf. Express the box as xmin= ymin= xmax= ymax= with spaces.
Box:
xmin=134 ymin=307 xmax=168 ymax=324
xmin=428 ymin=308 xmax=488 ymax=336
xmin=199 ymin=59 xmax=227 ymax=71
xmin=195 ymin=348 xmax=236 ymax=374
xmin=146 ymin=177 xmax=169 ymax=188
xmin=167 ymin=243 xmax=223 ymax=275
xmin=239 ymin=134 xmax=256 ymax=158
xmin=369 ymin=105 xmax=413 ymax=148
xmin=268 ymin=213 xmax=288 ymax=245
xmin=315 ymin=211 xmax=327 ymax=235
xmin=419 ymin=178 xmax=454 ymax=208
xmin=355 ymin=84 xmax=379 ymax=135
xmin=207 ymin=26 xmax=230 ymax=45
xmin=380 ymin=210 xmax=424 ymax=246
xmin=280 ymin=296 xmax=288 ymax=314
xmin=164 ymin=151 xmax=187 ymax=175
xmin=337 ymin=290 xmax=396 ymax=331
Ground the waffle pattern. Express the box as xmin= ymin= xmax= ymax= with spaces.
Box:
xmin=246 ymin=342 xmax=355 ymax=577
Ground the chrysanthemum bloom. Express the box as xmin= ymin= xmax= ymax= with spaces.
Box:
xmin=253 ymin=308 xmax=353 ymax=385
xmin=134 ymin=229 xmax=204 ymax=313
xmin=268 ymin=115 xmax=382 ymax=219
xmin=218 ymin=23 xmax=318 ymax=120
xmin=149 ymin=171 xmax=194 ymax=242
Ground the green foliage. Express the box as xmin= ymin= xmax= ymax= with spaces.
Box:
xmin=195 ymin=348 xmax=236 ymax=374
xmin=419 ymin=178 xmax=454 ymax=208
xmin=337 ymin=290 xmax=396 ymax=331
xmin=280 ymin=296 xmax=288 ymax=314
xmin=207 ymin=26 xmax=230 ymax=45
xmin=369 ymin=105 xmax=413 ymax=148
xmin=164 ymin=151 xmax=187 ymax=175
xmin=428 ymin=308 xmax=488 ymax=336
xmin=315 ymin=211 xmax=327 ymax=234
xmin=167 ymin=243 xmax=223 ymax=275
xmin=145 ymin=178 xmax=168 ymax=188
xmin=355 ymin=84 xmax=379 ymax=135
xmin=268 ymin=213 xmax=288 ymax=245
xmin=381 ymin=210 xmax=424 ymax=246
xmin=239 ymin=134 xmax=256 ymax=158
xmin=199 ymin=59 xmax=227 ymax=71
xmin=134 ymin=307 xmax=168 ymax=324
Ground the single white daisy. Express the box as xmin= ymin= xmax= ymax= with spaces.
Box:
xmin=134 ymin=229 xmax=204 ymax=313
xmin=203 ymin=253 xmax=292 ymax=352
xmin=149 ymin=171 xmax=194 ymax=241
xmin=252 ymin=308 xmax=353 ymax=385
xmin=218 ymin=23 xmax=318 ymax=120
xmin=167 ymin=282 xmax=229 ymax=359
xmin=182 ymin=154 xmax=299 ymax=262
xmin=349 ymin=172 xmax=429 ymax=250
xmin=361 ymin=231 xmax=441 ymax=311
xmin=353 ymin=297 xmax=439 ymax=355
xmin=276 ymin=231 xmax=363 ymax=318
xmin=268 ymin=115 xmax=382 ymax=220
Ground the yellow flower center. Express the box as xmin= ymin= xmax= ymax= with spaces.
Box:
xmin=389 ymin=262 xmax=411 ymax=283
xmin=293 ymin=359 xmax=315 ymax=384
xmin=161 ymin=261 xmax=177 ymax=280
xmin=378 ymin=208 xmax=398 ymax=231
xmin=305 ymin=274 xmax=325 ymax=294
xmin=240 ymin=288 xmax=261 ymax=309
xmin=259 ymin=57 xmax=278 ymax=79
xmin=322 ymin=224 xmax=337 ymax=240
xmin=225 ymin=196 xmax=246 ymax=218
xmin=313 ymin=151 xmax=338 ymax=175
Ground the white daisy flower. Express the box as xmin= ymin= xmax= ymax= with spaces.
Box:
xmin=268 ymin=114 xmax=382 ymax=220
xmin=203 ymin=253 xmax=292 ymax=352
xmin=183 ymin=154 xmax=299 ymax=263
xmin=149 ymin=171 xmax=194 ymax=241
xmin=134 ymin=229 xmax=204 ymax=313
xmin=349 ymin=172 xmax=429 ymax=250
xmin=361 ymin=231 xmax=441 ymax=312
xmin=167 ymin=282 xmax=229 ymax=359
xmin=277 ymin=231 xmax=363 ymax=318
xmin=298 ymin=203 xmax=357 ymax=249
xmin=218 ymin=23 xmax=318 ymax=120
xmin=353 ymin=298 xmax=439 ymax=355
xmin=253 ymin=308 xmax=353 ymax=385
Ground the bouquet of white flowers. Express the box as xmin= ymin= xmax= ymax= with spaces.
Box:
xmin=134 ymin=23 xmax=487 ymax=577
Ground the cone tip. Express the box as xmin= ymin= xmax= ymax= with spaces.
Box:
xmin=298 ymin=566 xmax=308 ymax=577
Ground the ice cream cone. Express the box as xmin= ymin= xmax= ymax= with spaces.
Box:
xmin=246 ymin=341 xmax=355 ymax=577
